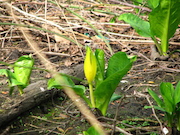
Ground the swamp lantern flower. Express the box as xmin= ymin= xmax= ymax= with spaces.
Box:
xmin=84 ymin=46 xmax=97 ymax=84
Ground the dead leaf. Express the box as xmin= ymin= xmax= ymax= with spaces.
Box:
xmin=148 ymin=81 xmax=154 ymax=84
xmin=64 ymin=59 xmax=73 ymax=66
xmin=1 ymin=91 xmax=8 ymax=94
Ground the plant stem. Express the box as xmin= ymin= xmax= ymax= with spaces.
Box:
xmin=151 ymin=36 xmax=163 ymax=55
xmin=18 ymin=87 xmax=24 ymax=95
xmin=89 ymin=83 xmax=95 ymax=108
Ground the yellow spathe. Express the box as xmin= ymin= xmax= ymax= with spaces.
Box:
xmin=84 ymin=46 xmax=97 ymax=84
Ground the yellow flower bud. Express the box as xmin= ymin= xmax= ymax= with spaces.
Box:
xmin=84 ymin=46 xmax=97 ymax=84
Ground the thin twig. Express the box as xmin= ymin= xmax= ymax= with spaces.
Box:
xmin=102 ymin=123 xmax=133 ymax=135
xmin=8 ymin=3 xmax=65 ymax=31
xmin=108 ymin=0 xmax=151 ymax=12
xmin=135 ymin=91 xmax=163 ymax=134
xmin=111 ymin=95 xmax=125 ymax=135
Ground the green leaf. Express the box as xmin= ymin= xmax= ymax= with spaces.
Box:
xmin=47 ymin=74 xmax=75 ymax=89
xmin=144 ymin=105 xmax=165 ymax=112
xmin=148 ymin=88 xmax=164 ymax=108
xmin=174 ymin=81 xmax=180 ymax=104
xmin=6 ymin=70 xmax=24 ymax=87
xmin=0 ymin=69 xmax=25 ymax=95
xmin=109 ymin=16 xmax=117 ymax=23
xmin=83 ymin=126 xmax=101 ymax=135
xmin=6 ymin=70 xmax=25 ymax=95
xmin=105 ymin=52 xmax=134 ymax=78
xmin=95 ymin=49 xmax=105 ymax=87
xmin=73 ymin=85 xmax=91 ymax=106
xmin=94 ymin=52 xmax=135 ymax=115
xmin=118 ymin=13 xmax=152 ymax=37
xmin=14 ymin=55 xmax=34 ymax=86
xmin=110 ymin=93 xmax=121 ymax=102
xmin=149 ymin=0 xmax=180 ymax=55
xmin=133 ymin=0 xmax=143 ymax=13
xmin=47 ymin=77 xmax=63 ymax=89
xmin=47 ymin=75 xmax=91 ymax=106
xmin=160 ymin=82 xmax=175 ymax=114
xmin=147 ymin=0 xmax=159 ymax=9
xmin=0 ymin=69 xmax=8 ymax=76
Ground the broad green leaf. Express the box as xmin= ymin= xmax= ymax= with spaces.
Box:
xmin=48 ymin=75 xmax=90 ymax=106
xmin=160 ymin=82 xmax=175 ymax=114
xmin=149 ymin=0 xmax=180 ymax=55
xmin=106 ymin=52 xmax=133 ymax=78
xmin=147 ymin=0 xmax=159 ymax=9
xmin=0 ymin=69 xmax=8 ymax=76
xmin=6 ymin=70 xmax=24 ymax=87
xmin=94 ymin=52 xmax=135 ymax=115
xmin=47 ymin=78 xmax=63 ymax=89
xmin=6 ymin=70 xmax=24 ymax=95
xmin=174 ymin=81 xmax=180 ymax=104
xmin=14 ymin=55 xmax=34 ymax=86
xmin=0 ymin=69 xmax=24 ymax=95
xmin=95 ymin=49 xmax=105 ymax=87
xmin=148 ymin=88 xmax=164 ymax=108
xmin=162 ymin=96 xmax=174 ymax=115
xmin=47 ymin=74 xmax=75 ymax=89
xmin=118 ymin=13 xmax=152 ymax=37
xmin=83 ymin=126 xmax=101 ymax=135
xmin=94 ymin=68 xmax=131 ymax=115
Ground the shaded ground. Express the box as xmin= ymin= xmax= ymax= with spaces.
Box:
xmin=0 ymin=0 xmax=180 ymax=135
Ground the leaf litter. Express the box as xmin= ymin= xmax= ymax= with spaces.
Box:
xmin=0 ymin=0 xmax=180 ymax=134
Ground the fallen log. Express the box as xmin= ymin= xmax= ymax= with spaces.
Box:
xmin=0 ymin=64 xmax=84 ymax=127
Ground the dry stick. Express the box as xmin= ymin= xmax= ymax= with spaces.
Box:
xmin=1 ymin=26 xmax=13 ymax=48
xmin=159 ymin=66 xmax=180 ymax=73
xmin=6 ymin=2 xmax=106 ymax=134
xmin=146 ymin=96 xmax=164 ymax=134
xmin=67 ymin=21 xmax=180 ymax=46
xmin=18 ymin=49 xmax=70 ymax=57
xmin=108 ymin=0 xmax=151 ymax=12
xmin=107 ymin=31 xmax=152 ymax=62
xmin=136 ymin=91 xmax=163 ymax=134
xmin=8 ymin=3 xmax=66 ymax=31
xmin=111 ymin=96 xmax=126 ymax=135
xmin=18 ymin=123 xmax=60 ymax=135
xmin=67 ymin=22 xmax=148 ymax=39
xmin=44 ymin=0 xmax=51 ymax=52
xmin=102 ymin=123 xmax=133 ymax=135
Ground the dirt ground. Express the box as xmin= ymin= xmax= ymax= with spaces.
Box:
xmin=0 ymin=0 xmax=180 ymax=135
